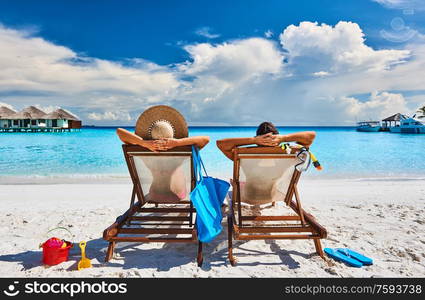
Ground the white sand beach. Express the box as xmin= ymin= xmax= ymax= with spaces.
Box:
xmin=0 ymin=179 xmax=424 ymax=278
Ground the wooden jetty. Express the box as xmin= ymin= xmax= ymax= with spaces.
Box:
xmin=0 ymin=127 xmax=80 ymax=133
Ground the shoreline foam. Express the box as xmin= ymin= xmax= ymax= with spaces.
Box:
xmin=1 ymin=173 xmax=425 ymax=185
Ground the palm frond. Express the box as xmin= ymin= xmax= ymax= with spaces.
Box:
xmin=416 ymin=105 xmax=425 ymax=118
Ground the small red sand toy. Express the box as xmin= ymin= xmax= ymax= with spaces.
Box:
xmin=40 ymin=237 xmax=73 ymax=266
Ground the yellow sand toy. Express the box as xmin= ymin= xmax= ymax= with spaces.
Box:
xmin=77 ymin=241 xmax=92 ymax=270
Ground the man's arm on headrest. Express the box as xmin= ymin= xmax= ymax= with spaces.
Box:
xmin=216 ymin=134 xmax=276 ymax=160
xmin=277 ymin=131 xmax=316 ymax=148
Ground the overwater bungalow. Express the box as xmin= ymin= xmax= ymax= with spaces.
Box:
xmin=381 ymin=113 xmax=409 ymax=131
xmin=0 ymin=106 xmax=17 ymax=128
xmin=9 ymin=106 xmax=47 ymax=128
xmin=380 ymin=113 xmax=424 ymax=134
xmin=44 ymin=108 xmax=82 ymax=129
xmin=0 ymin=105 xmax=82 ymax=132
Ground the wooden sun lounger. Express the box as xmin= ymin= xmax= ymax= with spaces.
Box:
xmin=103 ymin=144 xmax=203 ymax=266
xmin=227 ymin=146 xmax=327 ymax=266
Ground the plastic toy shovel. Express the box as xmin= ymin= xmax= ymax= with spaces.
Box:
xmin=77 ymin=241 xmax=92 ymax=270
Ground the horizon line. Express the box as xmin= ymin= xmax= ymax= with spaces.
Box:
xmin=82 ymin=125 xmax=356 ymax=128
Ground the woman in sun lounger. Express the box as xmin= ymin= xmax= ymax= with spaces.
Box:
xmin=116 ymin=105 xmax=209 ymax=202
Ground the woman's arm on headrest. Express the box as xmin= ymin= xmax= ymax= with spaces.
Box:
xmin=157 ymin=136 xmax=210 ymax=150
xmin=180 ymin=136 xmax=210 ymax=149
xmin=117 ymin=128 xmax=209 ymax=151
xmin=116 ymin=128 xmax=162 ymax=152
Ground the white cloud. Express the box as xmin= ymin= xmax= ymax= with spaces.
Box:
xmin=280 ymin=21 xmax=410 ymax=74
xmin=312 ymin=71 xmax=330 ymax=77
xmin=180 ymin=20 xmax=418 ymax=125
xmin=88 ymin=111 xmax=132 ymax=121
xmin=264 ymin=30 xmax=273 ymax=38
xmin=0 ymin=24 xmax=180 ymax=117
xmin=405 ymin=94 xmax=425 ymax=111
xmin=0 ymin=21 xmax=424 ymax=125
xmin=181 ymin=38 xmax=283 ymax=82
xmin=342 ymin=91 xmax=410 ymax=120
xmin=195 ymin=27 xmax=220 ymax=39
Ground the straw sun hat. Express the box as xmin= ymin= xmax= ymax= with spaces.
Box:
xmin=135 ymin=105 xmax=188 ymax=140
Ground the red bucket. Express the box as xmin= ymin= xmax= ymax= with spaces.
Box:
xmin=41 ymin=238 xmax=73 ymax=266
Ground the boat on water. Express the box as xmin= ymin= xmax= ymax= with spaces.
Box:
xmin=356 ymin=121 xmax=381 ymax=132
xmin=389 ymin=117 xmax=425 ymax=134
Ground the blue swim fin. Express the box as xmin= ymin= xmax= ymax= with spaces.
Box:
xmin=324 ymin=248 xmax=363 ymax=268
xmin=336 ymin=248 xmax=373 ymax=266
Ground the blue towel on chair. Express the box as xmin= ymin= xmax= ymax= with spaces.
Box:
xmin=190 ymin=146 xmax=230 ymax=242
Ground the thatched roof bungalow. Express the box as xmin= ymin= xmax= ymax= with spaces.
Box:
xmin=382 ymin=113 xmax=408 ymax=122
xmin=0 ymin=106 xmax=16 ymax=119
xmin=0 ymin=105 xmax=81 ymax=132
xmin=381 ymin=113 xmax=409 ymax=128
xmin=8 ymin=106 xmax=48 ymax=128
xmin=44 ymin=108 xmax=81 ymax=129
xmin=44 ymin=108 xmax=79 ymax=121
xmin=0 ymin=106 xmax=17 ymax=128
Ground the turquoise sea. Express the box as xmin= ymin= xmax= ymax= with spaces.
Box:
xmin=0 ymin=126 xmax=424 ymax=183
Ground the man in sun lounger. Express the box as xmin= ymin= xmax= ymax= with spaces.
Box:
xmin=216 ymin=122 xmax=325 ymax=263
xmin=217 ymin=122 xmax=316 ymax=205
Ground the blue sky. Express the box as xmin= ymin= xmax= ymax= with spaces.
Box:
xmin=0 ymin=0 xmax=415 ymax=63
xmin=0 ymin=0 xmax=424 ymax=125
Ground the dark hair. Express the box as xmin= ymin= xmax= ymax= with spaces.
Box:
xmin=256 ymin=121 xmax=279 ymax=136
